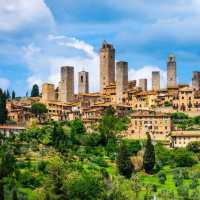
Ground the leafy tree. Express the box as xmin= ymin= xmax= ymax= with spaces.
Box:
xmin=143 ymin=133 xmax=155 ymax=174
xmin=0 ymin=149 xmax=16 ymax=200
xmin=0 ymin=89 xmax=7 ymax=124
xmin=12 ymin=91 xmax=16 ymax=100
xmin=31 ymin=103 xmax=47 ymax=123
xmin=31 ymin=84 xmax=39 ymax=97
xmin=117 ymin=142 xmax=133 ymax=178
xmin=173 ymin=148 xmax=197 ymax=167
xmin=98 ymin=107 xmax=129 ymax=145
xmin=71 ymin=119 xmax=86 ymax=135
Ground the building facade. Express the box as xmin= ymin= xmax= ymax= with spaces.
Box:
xmin=116 ymin=61 xmax=128 ymax=104
xmin=100 ymin=41 xmax=115 ymax=93
xmin=167 ymin=54 xmax=177 ymax=88
xmin=59 ymin=66 xmax=74 ymax=102
xmin=152 ymin=71 xmax=160 ymax=91
xmin=78 ymin=71 xmax=89 ymax=94
xmin=139 ymin=79 xmax=147 ymax=91
xmin=192 ymin=71 xmax=200 ymax=91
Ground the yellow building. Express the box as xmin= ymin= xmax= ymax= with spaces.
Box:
xmin=125 ymin=110 xmax=172 ymax=141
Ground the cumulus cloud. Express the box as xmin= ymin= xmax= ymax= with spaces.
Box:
xmin=22 ymin=36 xmax=99 ymax=93
xmin=0 ymin=78 xmax=10 ymax=90
xmin=0 ymin=0 xmax=54 ymax=32
xmin=129 ymin=66 xmax=167 ymax=90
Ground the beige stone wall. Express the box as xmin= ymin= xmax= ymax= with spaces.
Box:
xmin=152 ymin=71 xmax=160 ymax=91
xmin=100 ymin=42 xmax=115 ymax=93
xmin=78 ymin=71 xmax=89 ymax=94
xmin=59 ymin=66 xmax=74 ymax=102
xmin=167 ymin=54 xmax=177 ymax=88
xmin=116 ymin=61 xmax=128 ymax=104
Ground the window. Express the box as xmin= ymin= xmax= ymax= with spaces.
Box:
xmin=81 ymin=76 xmax=84 ymax=82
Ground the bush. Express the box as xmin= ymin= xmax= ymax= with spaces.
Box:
xmin=157 ymin=172 xmax=167 ymax=184
xmin=155 ymin=143 xmax=172 ymax=166
xmin=172 ymin=148 xmax=197 ymax=167
xmin=187 ymin=141 xmax=200 ymax=153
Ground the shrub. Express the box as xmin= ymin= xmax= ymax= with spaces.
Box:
xmin=187 ymin=141 xmax=200 ymax=153
xmin=157 ymin=172 xmax=167 ymax=184
xmin=172 ymin=148 xmax=197 ymax=167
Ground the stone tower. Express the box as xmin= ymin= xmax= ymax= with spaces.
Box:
xmin=116 ymin=61 xmax=128 ymax=104
xmin=100 ymin=41 xmax=115 ymax=93
xmin=152 ymin=71 xmax=160 ymax=91
xmin=192 ymin=71 xmax=200 ymax=91
xmin=78 ymin=71 xmax=89 ymax=94
xmin=59 ymin=66 xmax=74 ymax=102
xmin=42 ymin=83 xmax=56 ymax=102
xmin=139 ymin=79 xmax=147 ymax=91
xmin=167 ymin=54 xmax=177 ymax=88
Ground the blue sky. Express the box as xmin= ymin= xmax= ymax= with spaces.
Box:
xmin=0 ymin=0 xmax=200 ymax=96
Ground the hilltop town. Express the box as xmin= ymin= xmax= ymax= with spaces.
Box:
xmin=5 ymin=41 xmax=200 ymax=148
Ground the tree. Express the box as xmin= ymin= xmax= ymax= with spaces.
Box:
xmin=173 ymin=148 xmax=197 ymax=167
xmin=6 ymin=90 xmax=10 ymax=99
xmin=0 ymin=149 xmax=16 ymax=200
xmin=12 ymin=91 xmax=16 ymax=100
xmin=98 ymin=107 xmax=129 ymax=145
xmin=143 ymin=133 xmax=155 ymax=174
xmin=0 ymin=89 xmax=7 ymax=124
xmin=31 ymin=103 xmax=47 ymax=123
xmin=117 ymin=142 xmax=133 ymax=178
xmin=31 ymin=84 xmax=40 ymax=97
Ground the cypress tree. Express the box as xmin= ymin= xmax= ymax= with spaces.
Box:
xmin=12 ymin=91 xmax=16 ymax=100
xmin=117 ymin=142 xmax=133 ymax=178
xmin=0 ymin=89 xmax=7 ymax=124
xmin=6 ymin=90 xmax=10 ymax=99
xmin=143 ymin=133 xmax=155 ymax=174
xmin=31 ymin=84 xmax=39 ymax=97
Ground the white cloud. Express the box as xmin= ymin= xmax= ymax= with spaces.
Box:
xmin=0 ymin=0 xmax=54 ymax=32
xmin=22 ymin=36 xmax=99 ymax=93
xmin=129 ymin=66 xmax=167 ymax=90
xmin=0 ymin=78 xmax=10 ymax=90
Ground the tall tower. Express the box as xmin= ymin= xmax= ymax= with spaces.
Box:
xmin=152 ymin=71 xmax=160 ymax=91
xmin=78 ymin=71 xmax=89 ymax=94
xmin=167 ymin=54 xmax=177 ymax=88
xmin=59 ymin=66 xmax=74 ymax=102
xmin=116 ymin=61 xmax=128 ymax=104
xmin=42 ymin=83 xmax=56 ymax=102
xmin=192 ymin=71 xmax=200 ymax=91
xmin=139 ymin=79 xmax=147 ymax=91
xmin=100 ymin=41 xmax=115 ymax=93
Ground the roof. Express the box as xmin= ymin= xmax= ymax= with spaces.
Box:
xmin=131 ymin=110 xmax=171 ymax=117
xmin=0 ymin=125 xmax=25 ymax=130
xmin=171 ymin=130 xmax=200 ymax=137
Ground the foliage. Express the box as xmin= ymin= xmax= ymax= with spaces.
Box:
xmin=157 ymin=172 xmax=167 ymax=184
xmin=187 ymin=141 xmax=200 ymax=153
xmin=31 ymin=84 xmax=39 ymax=97
xmin=0 ymin=88 xmax=7 ymax=124
xmin=117 ymin=142 xmax=134 ymax=178
xmin=172 ymin=148 xmax=197 ymax=167
xmin=143 ymin=133 xmax=155 ymax=174
xmin=31 ymin=103 xmax=47 ymax=122
xmin=164 ymin=101 xmax=172 ymax=107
